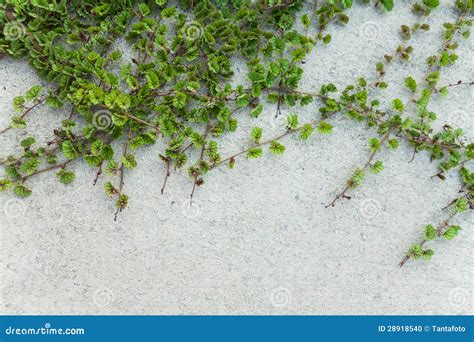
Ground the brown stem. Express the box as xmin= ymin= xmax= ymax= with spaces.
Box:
xmin=0 ymin=98 xmax=46 ymax=134
xmin=114 ymin=129 xmax=132 ymax=221
xmin=325 ymin=131 xmax=392 ymax=207
xmin=436 ymin=80 xmax=474 ymax=91
xmin=409 ymin=12 xmax=466 ymax=160
xmin=93 ymin=162 xmax=103 ymax=186
xmin=190 ymin=124 xmax=211 ymax=205
xmin=68 ymin=106 xmax=75 ymax=120
xmin=20 ymin=159 xmax=75 ymax=182
xmin=325 ymin=185 xmax=351 ymax=208
xmin=161 ymin=158 xmax=171 ymax=195
xmin=152 ymin=89 xmax=238 ymax=103
xmin=123 ymin=112 xmax=160 ymax=132
xmin=212 ymin=118 xmax=321 ymax=169
xmin=399 ymin=210 xmax=458 ymax=267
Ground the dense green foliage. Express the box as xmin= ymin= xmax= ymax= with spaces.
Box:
xmin=0 ymin=0 xmax=472 ymax=267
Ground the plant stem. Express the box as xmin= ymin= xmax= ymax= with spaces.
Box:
xmin=212 ymin=118 xmax=321 ymax=169
xmin=326 ymin=130 xmax=392 ymax=207
xmin=437 ymin=80 xmax=474 ymax=91
xmin=399 ymin=210 xmax=458 ymax=267
xmin=115 ymin=128 xmax=132 ymax=221
xmin=20 ymin=159 xmax=75 ymax=182
xmin=0 ymin=98 xmax=46 ymax=134
xmin=160 ymin=158 xmax=171 ymax=195
xmin=190 ymin=123 xmax=211 ymax=205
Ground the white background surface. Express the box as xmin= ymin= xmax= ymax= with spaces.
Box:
xmin=1 ymin=1 xmax=473 ymax=314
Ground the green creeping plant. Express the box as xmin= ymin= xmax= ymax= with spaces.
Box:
xmin=0 ymin=0 xmax=472 ymax=266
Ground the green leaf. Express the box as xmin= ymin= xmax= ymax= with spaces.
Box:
xmin=138 ymin=3 xmax=151 ymax=16
xmin=190 ymin=132 xmax=205 ymax=148
xmin=90 ymin=140 xmax=104 ymax=156
xmin=112 ymin=114 xmax=128 ymax=127
xmin=122 ymin=154 xmax=137 ymax=169
xmin=342 ymin=0 xmax=353 ymax=8
xmin=427 ymin=71 xmax=440 ymax=84
xmin=317 ymin=121 xmax=333 ymax=134
xmin=57 ymin=169 xmax=76 ymax=184
xmin=20 ymin=158 xmax=40 ymax=176
xmin=454 ymin=198 xmax=468 ymax=212
xmin=392 ymin=98 xmax=405 ymax=112
xmin=424 ymin=224 xmax=436 ymax=240
xmin=105 ymin=160 xmax=119 ymax=176
xmin=25 ymin=85 xmax=42 ymax=101
xmin=368 ymin=138 xmax=381 ymax=152
xmin=408 ymin=243 xmax=423 ymax=259
xmin=404 ymin=76 xmax=417 ymax=92
xmin=269 ymin=141 xmax=285 ymax=155
xmin=0 ymin=179 xmax=11 ymax=191
xmin=45 ymin=95 xmax=62 ymax=108
xmin=370 ymin=160 xmax=384 ymax=174
xmin=247 ymin=147 xmax=263 ymax=159
xmin=251 ymin=127 xmax=262 ymax=144
xmin=172 ymin=93 xmax=187 ymax=109
xmin=422 ymin=249 xmax=434 ymax=260
xmin=104 ymin=182 xmax=117 ymax=197
xmin=115 ymin=94 xmax=131 ymax=110
xmin=146 ymin=70 xmax=160 ymax=89
xmin=286 ymin=114 xmax=298 ymax=130
xmin=203 ymin=31 xmax=216 ymax=45
xmin=301 ymin=14 xmax=310 ymax=28
xmin=101 ymin=145 xmax=114 ymax=160
xmin=109 ymin=50 xmax=122 ymax=61
xmin=422 ymin=0 xmax=439 ymax=9
xmin=14 ymin=185 xmax=32 ymax=197
xmin=349 ymin=168 xmax=365 ymax=188
xmin=217 ymin=108 xmax=230 ymax=123
xmin=322 ymin=34 xmax=331 ymax=44
xmin=439 ymin=87 xmax=448 ymax=97
xmin=291 ymin=48 xmax=306 ymax=62
xmin=381 ymin=0 xmax=394 ymax=11
xmin=250 ymin=104 xmax=263 ymax=118
xmin=6 ymin=165 xmax=21 ymax=180
xmin=20 ymin=137 xmax=36 ymax=148
xmin=116 ymin=194 xmax=129 ymax=210
xmin=13 ymin=96 xmax=25 ymax=112
xmin=228 ymin=118 xmax=237 ymax=132
xmin=62 ymin=141 xmax=79 ymax=159
xmin=388 ymin=138 xmax=399 ymax=150
xmin=443 ymin=225 xmax=461 ymax=240
xmin=10 ymin=116 xmax=26 ymax=129
xmin=300 ymin=124 xmax=314 ymax=140
xmin=206 ymin=140 xmax=219 ymax=158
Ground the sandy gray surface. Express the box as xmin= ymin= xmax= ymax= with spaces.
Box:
xmin=0 ymin=1 xmax=473 ymax=315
